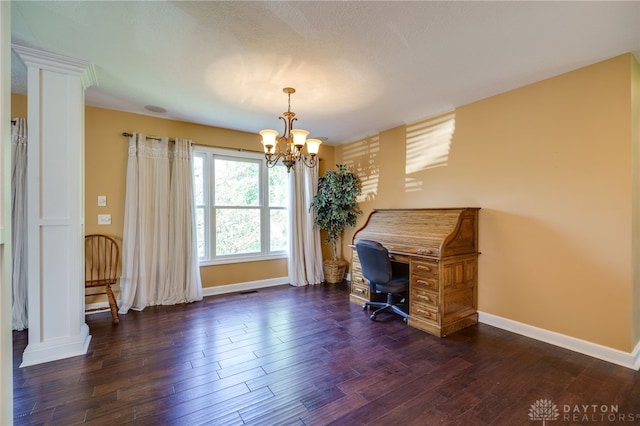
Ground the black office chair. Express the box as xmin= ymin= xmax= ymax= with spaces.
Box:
xmin=355 ymin=239 xmax=409 ymax=323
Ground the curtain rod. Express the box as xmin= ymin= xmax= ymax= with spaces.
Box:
xmin=121 ymin=132 xmax=167 ymax=142
xmin=121 ymin=132 xmax=263 ymax=154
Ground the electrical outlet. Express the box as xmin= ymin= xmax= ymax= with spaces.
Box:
xmin=98 ymin=214 xmax=111 ymax=225
xmin=97 ymin=195 xmax=107 ymax=206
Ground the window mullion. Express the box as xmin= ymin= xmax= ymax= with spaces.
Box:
xmin=209 ymin=153 xmax=216 ymax=259
xmin=261 ymin=160 xmax=268 ymax=256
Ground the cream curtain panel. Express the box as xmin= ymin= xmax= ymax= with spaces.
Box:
xmin=288 ymin=159 xmax=324 ymax=286
xmin=11 ymin=118 xmax=28 ymax=330
xmin=119 ymin=134 xmax=202 ymax=313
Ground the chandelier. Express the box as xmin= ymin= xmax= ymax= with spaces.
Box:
xmin=259 ymin=87 xmax=322 ymax=172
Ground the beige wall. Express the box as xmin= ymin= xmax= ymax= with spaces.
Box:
xmin=337 ymin=53 xmax=638 ymax=352
xmin=11 ymin=94 xmax=335 ymax=289
xmin=11 ymin=92 xmax=25 ymax=117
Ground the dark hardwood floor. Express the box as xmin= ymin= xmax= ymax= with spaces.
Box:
xmin=13 ymin=283 xmax=640 ymax=425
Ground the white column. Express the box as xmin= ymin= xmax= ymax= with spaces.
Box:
xmin=13 ymin=45 xmax=98 ymax=366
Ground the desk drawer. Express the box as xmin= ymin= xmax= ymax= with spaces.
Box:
xmin=411 ymin=288 xmax=438 ymax=308
xmin=351 ymin=283 xmax=370 ymax=299
xmin=411 ymin=301 xmax=439 ymax=323
xmin=411 ymin=275 xmax=438 ymax=292
xmin=387 ymin=244 xmax=441 ymax=258
xmin=411 ymin=259 xmax=439 ymax=278
xmin=351 ymin=270 xmax=367 ymax=287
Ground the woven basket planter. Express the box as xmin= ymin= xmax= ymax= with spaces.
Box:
xmin=323 ymin=258 xmax=347 ymax=284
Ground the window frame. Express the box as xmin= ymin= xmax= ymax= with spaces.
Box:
xmin=193 ymin=146 xmax=289 ymax=266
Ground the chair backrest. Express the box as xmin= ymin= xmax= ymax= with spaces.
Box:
xmin=85 ymin=234 xmax=119 ymax=285
xmin=355 ymin=239 xmax=392 ymax=285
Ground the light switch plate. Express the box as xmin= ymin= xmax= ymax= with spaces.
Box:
xmin=98 ymin=214 xmax=111 ymax=225
xmin=97 ymin=195 xmax=107 ymax=206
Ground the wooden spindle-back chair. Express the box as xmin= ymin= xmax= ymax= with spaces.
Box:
xmin=85 ymin=234 xmax=120 ymax=324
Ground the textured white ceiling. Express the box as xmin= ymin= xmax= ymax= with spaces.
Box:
xmin=10 ymin=1 xmax=640 ymax=145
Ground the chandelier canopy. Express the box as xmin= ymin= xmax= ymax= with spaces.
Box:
xmin=259 ymin=87 xmax=322 ymax=172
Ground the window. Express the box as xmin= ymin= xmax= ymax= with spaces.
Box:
xmin=193 ymin=147 xmax=289 ymax=264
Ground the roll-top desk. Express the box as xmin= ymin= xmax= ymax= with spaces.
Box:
xmin=350 ymin=208 xmax=480 ymax=337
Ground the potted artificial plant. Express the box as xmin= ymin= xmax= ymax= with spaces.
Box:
xmin=309 ymin=164 xmax=362 ymax=283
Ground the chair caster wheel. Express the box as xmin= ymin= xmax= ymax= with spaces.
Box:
xmin=362 ymin=304 xmax=367 ymax=311
xmin=403 ymin=317 xmax=408 ymax=323
xmin=370 ymin=314 xmax=376 ymax=320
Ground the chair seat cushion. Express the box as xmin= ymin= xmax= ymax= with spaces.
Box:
xmin=374 ymin=276 xmax=408 ymax=295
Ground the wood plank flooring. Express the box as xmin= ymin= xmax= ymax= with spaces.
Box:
xmin=13 ymin=283 xmax=640 ymax=425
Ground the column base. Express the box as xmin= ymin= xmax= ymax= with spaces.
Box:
xmin=20 ymin=323 xmax=91 ymax=367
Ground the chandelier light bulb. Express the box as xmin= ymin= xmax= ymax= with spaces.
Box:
xmin=291 ymin=129 xmax=309 ymax=148
xmin=305 ymin=138 xmax=322 ymax=155
xmin=260 ymin=129 xmax=278 ymax=145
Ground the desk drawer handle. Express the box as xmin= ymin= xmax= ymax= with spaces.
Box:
xmin=417 ymin=249 xmax=433 ymax=255
xmin=416 ymin=294 xmax=435 ymax=303
xmin=416 ymin=279 xmax=431 ymax=286
xmin=416 ymin=265 xmax=431 ymax=271
xmin=353 ymin=287 xmax=365 ymax=294
xmin=416 ymin=308 xmax=434 ymax=318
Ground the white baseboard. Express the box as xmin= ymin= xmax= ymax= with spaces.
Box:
xmin=85 ymin=277 xmax=289 ymax=313
xmin=202 ymin=276 xmax=289 ymax=297
xmin=85 ymin=303 xmax=111 ymax=313
xmin=478 ymin=311 xmax=639 ymax=370
xmin=633 ymin=340 xmax=640 ymax=370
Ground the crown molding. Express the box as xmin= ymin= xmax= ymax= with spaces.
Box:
xmin=11 ymin=44 xmax=98 ymax=88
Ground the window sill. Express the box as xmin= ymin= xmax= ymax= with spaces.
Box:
xmin=199 ymin=253 xmax=288 ymax=266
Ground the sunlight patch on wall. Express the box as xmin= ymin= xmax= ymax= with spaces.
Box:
xmin=405 ymin=111 xmax=456 ymax=175
xmin=341 ymin=135 xmax=380 ymax=203
xmin=404 ymin=177 xmax=423 ymax=193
